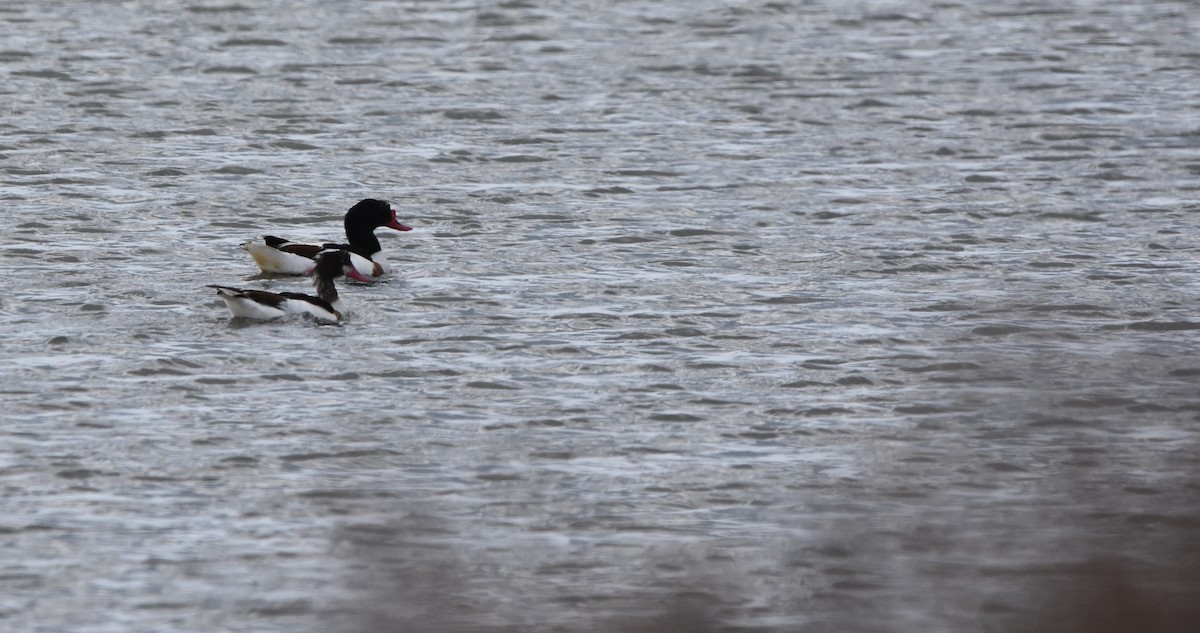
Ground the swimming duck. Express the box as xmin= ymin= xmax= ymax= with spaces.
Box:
xmin=243 ymin=198 xmax=412 ymax=280
xmin=210 ymin=250 xmax=371 ymax=323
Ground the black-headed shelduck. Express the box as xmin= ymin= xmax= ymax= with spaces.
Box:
xmin=210 ymin=250 xmax=372 ymax=323
xmin=243 ymin=198 xmax=413 ymax=281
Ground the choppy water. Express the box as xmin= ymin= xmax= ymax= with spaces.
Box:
xmin=3 ymin=1 xmax=1200 ymax=631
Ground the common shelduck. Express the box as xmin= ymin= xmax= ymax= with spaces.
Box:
xmin=210 ymin=250 xmax=372 ymax=323
xmin=243 ymin=198 xmax=413 ymax=281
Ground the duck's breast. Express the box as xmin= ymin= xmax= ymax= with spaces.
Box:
xmin=350 ymin=252 xmax=388 ymax=278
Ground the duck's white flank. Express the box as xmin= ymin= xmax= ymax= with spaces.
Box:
xmin=209 ymin=287 xmax=342 ymax=323
xmin=243 ymin=241 xmax=314 ymax=275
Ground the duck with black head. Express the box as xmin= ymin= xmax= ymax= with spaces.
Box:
xmin=243 ymin=198 xmax=413 ymax=281
xmin=209 ymin=249 xmax=370 ymax=323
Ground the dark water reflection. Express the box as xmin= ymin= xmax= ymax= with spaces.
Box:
xmin=2 ymin=0 xmax=1199 ymax=631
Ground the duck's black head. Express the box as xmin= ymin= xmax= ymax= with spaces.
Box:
xmin=311 ymin=249 xmax=354 ymax=279
xmin=345 ymin=198 xmax=413 ymax=234
xmin=309 ymin=249 xmax=373 ymax=284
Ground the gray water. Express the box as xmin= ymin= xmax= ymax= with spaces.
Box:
xmin=3 ymin=1 xmax=1200 ymax=631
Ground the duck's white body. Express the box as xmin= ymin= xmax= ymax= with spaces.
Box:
xmin=243 ymin=198 xmax=410 ymax=281
xmin=243 ymin=240 xmax=388 ymax=279
xmin=243 ymin=241 xmax=316 ymax=276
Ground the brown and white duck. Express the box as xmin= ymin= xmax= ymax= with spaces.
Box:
xmin=209 ymin=249 xmax=371 ymax=323
xmin=242 ymin=198 xmax=412 ymax=281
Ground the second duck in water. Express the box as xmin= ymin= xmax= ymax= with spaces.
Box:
xmin=210 ymin=249 xmax=371 ymax=323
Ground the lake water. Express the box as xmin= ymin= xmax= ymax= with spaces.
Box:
xmin=2 ymin=1 xmax=1199 ymax=631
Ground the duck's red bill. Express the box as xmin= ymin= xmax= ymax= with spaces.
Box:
xmin=346 ymin=268 xmax=374 ymax=283
xmin=388 ymin=220 xmax=413 ymax=231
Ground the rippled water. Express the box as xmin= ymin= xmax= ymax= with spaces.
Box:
xmin=3 ymin=1 xmax=1200 ymax=631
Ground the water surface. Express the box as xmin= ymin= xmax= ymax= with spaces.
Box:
xmin=3 ymin=1 xmax=1199 ymax=631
